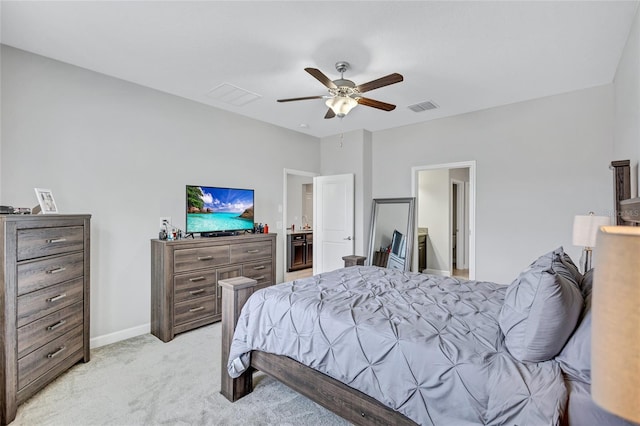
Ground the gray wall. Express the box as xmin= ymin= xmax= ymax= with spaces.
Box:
xmin=613 ymin=6 xmax=640 ymax=196
xmin=0 ymin=46 xmax=320 ymax=345
xmin=320 ymin=129 xmax=372 ymax=257
xmin=3 ymin=21 xmax=636 ymax=343
xmin=373 ymin=85 xmax=614 ymax=284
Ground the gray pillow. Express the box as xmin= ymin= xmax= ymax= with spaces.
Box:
xmin=555 ymin=294 xmax=592 ymax=383
xmin=499 ymin=248 xmax=584 ymax=362
xmin=559 ymin=252 xmax=582 ymax=287
xmin=578 ymin=268 xmax=593 ymax=300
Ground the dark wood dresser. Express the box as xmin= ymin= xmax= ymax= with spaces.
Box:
xmin=0 ymin=214 xmax=91 ymax=425
xmin=150 ymin=233 xmax=276 ymax=342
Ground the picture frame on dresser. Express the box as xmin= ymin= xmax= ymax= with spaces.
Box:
xmin=33 ymin=188 xmax=58 ymax=214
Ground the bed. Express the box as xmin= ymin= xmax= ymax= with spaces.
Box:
xmin=220 ymin=161 xmax=637 ymax=425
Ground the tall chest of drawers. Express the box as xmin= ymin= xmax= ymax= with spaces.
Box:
xmin=151 ymin=233 xmax=276 ymax=342
xmin=0 ymin=214 xmax=91 ymax=424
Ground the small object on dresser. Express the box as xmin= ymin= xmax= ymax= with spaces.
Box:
xmin=0 ymin=205 xmax=14 ymax=214
xmin=264 ymin=224 xmax=269 ymax=234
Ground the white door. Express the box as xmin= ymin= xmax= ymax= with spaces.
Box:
xmin=313 ymin=174 xmax=354 ymax=274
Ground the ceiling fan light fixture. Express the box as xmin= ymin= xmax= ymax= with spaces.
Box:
xmin=326 ymin=96 xmax=358 ymax=117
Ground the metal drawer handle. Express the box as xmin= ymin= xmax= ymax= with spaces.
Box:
xmin=47 ymin=320 xmax=67 ymax=331
xmin=47 ymin=238 xmax=67 ymax=244
xmin=247 ymin=249 xmax=260 ymax=253
xmin=253 ymin=265 xmax=266 ymax=270
xmin=189 ymin=306 xmax=205 ymax=313
xmin=46 ymin=267 xmax=67 ymax=274
xmin=197 ymin=256 xmax=213 ymax=261
xmin=189 ymin=276 xmax=206 ymax=282
xmin=189 ymin=289 xmax=205 ymax=295
xmin=253 ymin=275 xmax=265 ymax=281
xmin=47 ymin=293 xmax=67 ymax=302
xmin=47 ymin=346 xmax=66 ymax=359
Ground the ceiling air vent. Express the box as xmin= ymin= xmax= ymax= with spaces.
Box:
xmin=408 ymin=100 xmax=439 ymax=113
xmin=206 ymin=83 xmax=262 ymax=106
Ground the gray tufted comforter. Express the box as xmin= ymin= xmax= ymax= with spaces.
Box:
xmin=227 ymin=266 xmax=566 ymax=425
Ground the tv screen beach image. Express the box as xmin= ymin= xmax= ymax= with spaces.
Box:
xmin=186 ymin=186 xmax=254 ymax=233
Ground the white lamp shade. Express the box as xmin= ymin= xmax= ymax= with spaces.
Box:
xmin=592 ymin=225 xmax=640 ymax=423
xmin=572 ymin=214 xmax=610 ymax=247
xmin=326 ymin=96 xmax=357 ymax=117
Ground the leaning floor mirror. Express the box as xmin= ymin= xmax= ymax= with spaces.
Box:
xmin=367 ymin=197 xmax=416 ymax=272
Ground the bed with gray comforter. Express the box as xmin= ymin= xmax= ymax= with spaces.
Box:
xmin=227 ymin=265 xmax=569 ymax=425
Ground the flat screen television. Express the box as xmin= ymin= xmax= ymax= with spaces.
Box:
xmin=186 ymin=185 xmax=254 ymax=235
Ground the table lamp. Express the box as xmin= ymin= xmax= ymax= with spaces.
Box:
xmin=592 ymin=225 xmax=640 ymax=423
xmin=572 ymin=212 xmax=610 ymax=272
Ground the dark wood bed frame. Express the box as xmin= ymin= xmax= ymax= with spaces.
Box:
xmin=219 ymin=160 xmax=637 ymax=425
xmin=219 ymin=276 xmax=416 ymax=425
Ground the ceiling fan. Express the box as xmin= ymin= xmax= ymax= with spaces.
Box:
xmin=277 ymin=62 xmax=403 ymax=119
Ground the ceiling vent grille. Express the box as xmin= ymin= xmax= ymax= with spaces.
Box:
xmin=408 ymin=100 xmax=439 ymax=112
xmin=206 ymin=83 xmax=262 ymax=106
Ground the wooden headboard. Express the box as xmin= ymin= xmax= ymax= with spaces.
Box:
xmin=620 ymin=198 xmax=640 ymax=223
xmin=611 ymin=160 xmax=640 ymax=224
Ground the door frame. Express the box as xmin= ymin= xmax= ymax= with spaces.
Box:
xmin=411 ymin=161 xmax=476 ymax=280
xmin=283 ymin=168 xmax=318 ymax=278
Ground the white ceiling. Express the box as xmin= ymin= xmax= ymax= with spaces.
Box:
xmin=1 ymin=1 xmax=638 ymax=138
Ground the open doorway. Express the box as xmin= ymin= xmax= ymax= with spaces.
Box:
xmin=411 ymin=161 xmax=476 ymax=280
xmin=283 ymin=169 xmax=317 ymax=282
xmin=451 ymin=178 xmax=469 ymax=279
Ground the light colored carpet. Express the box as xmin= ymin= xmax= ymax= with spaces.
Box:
xmin=13 ymin=323 xmax=349 ymax=425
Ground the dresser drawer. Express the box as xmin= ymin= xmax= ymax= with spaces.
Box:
xmin=17 ymin=278 xmax=84 ymax=328
xmin=230 ymin=241 xmax=272 ymax=263
xmin=17 ymin=252 xmax=84 ymax=296
xmin=17 ymin=301 xmax=84 ymax=358
xmin=174 ymin=271 xmax=216 ymax=303
xmin=174 ymin=246 xmax=230 ymax=273
xmin=174 ymin=297 xmax=216 ymax=326
xmin=17 ymin=226 xmax=85 ymax=261
xmin=242 ymin=260 xmax=273 ymax=287
xmin=18 ymin=325 xmax=84 ymax=391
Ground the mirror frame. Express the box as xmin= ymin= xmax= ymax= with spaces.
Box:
xmin=367 ymin=197 xmax=416 ymax=272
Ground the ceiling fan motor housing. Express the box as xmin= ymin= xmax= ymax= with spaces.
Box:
xmin=331 ymin=80 xmax=358 ymax=98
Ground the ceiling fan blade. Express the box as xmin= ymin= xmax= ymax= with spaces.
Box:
xmin=356 ymin=73 xmax=403 ymax=93
xmin=324 ymin=108 xmax=336 ymax=119
xmin=357 ymin=97 xmax=396 ymax=111
xmin=305 ymin=68 xmax=338 ymax=90
xmin=277 ymin=96 xmax=324 ymax=103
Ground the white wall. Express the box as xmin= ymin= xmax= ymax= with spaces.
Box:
xmin=374 ymin=85 xmax=614 ymax=284
xmin=450 ymin=168 xmax=470 ymax=183
xmin=286 ymin=174 xmax=313 ymax=230
xmin=614 ymin=5 xmax=640 ymax=195
xmin=0 ymin=46 xmax=320 ymax=345
xmin=418 ymin=169 xmax=450 ymax=274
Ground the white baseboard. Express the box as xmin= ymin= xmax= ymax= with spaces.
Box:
xmin=90 ymin=323 xmax=150 ymax=349
xmin=423 ymin=268 xmax=451 ymax=277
